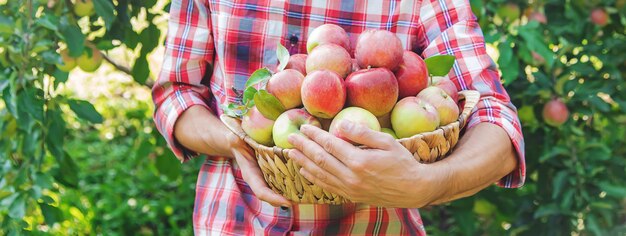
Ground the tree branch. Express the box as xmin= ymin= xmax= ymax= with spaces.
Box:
xmin=100 ymin=51 xmax=154 ymax=88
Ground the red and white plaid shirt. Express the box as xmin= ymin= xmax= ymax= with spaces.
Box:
xmin=152 ymin=0 xmax=526 ymax=235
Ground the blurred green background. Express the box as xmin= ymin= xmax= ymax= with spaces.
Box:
xmin=0 ymin=0 xmax=625 ymax=235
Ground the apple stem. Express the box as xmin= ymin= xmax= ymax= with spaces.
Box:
xmin=429 ymin=75 xmax=433 ymax=85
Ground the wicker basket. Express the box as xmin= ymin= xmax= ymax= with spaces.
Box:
xmin=220 ymin=90 xmax=481 ymax=204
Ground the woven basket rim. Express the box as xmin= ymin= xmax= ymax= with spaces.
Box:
xmin=222 ymin=90 xmax=481 ymax=160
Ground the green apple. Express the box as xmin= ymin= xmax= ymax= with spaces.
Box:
xmin=417 ymin=86 xmax=459 ymax=126
xmin=76 ymin=45 xmax=103 ymax=72
xmin=273 ymin=109 xmax=322 ymax=149
xmin=56 ymin=49 xmax=76 ymax=72
xmin=74 ymin=0 xmax=95 ymax=17
xmin=391 ymin=97 xmax=440 ymax=138
xmin=381 ymin=128 xmax=398 ymax=139
xmin=241 ymin=106 xmax=275 ymax=146
xmin=328 ymin=107 xmax=381 ymax=144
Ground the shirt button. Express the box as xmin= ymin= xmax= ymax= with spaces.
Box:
xmin=280 ymin=206 xmax=289 ymax=211
xmin=289 ymin=35 xmax=299 ymax=45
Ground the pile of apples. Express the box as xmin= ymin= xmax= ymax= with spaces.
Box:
xmin=233 ymin=24 xmax=460 ymax=149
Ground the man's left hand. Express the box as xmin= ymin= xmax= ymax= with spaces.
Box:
xmin=287 ymin=121 xmax=445 ymax=208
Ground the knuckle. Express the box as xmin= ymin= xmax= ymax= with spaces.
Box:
xmin=349 ymin=159 xmax=366 ymax=171
xmin=313 ymin=150 xmax=327 ymax=167
xmin=320 ymin=138 xmax=335 ymax=153
xmin=315 ymin=171 xmax=328 ymax=183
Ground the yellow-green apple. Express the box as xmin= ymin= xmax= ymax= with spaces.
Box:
xmin=430 ymin=76 xmax=459 ymax=102
xmin=381 ymin=128 xmax=398 ymax=139
xmin=417 ymin=86 xmax=460 ymax=126
xmin=329 ymin=107 xmax=381 ymax=144
xmin=591 ymin=8 xmax=608 ymax=26
xmin=284 ymin=54 xmax=307 ymax=75
xmin=391 ymin=97 xmax=440 ymax=138
xmin=74 ymin=0 xmax=95 ymax=17
xmin=56 ymin=49 xmax=76 ymax=72
xmin=306 ymin=44 xmax=352 ymax=78
xmin=306 ymin=24 xmax=351 ymax=53
xmin=543 ymin=98 xmax=569 ymax=127
xmin=76 ymin=45 xmax=103 ymax=72
xmin=395 ymin=50 xmax=429 ymax=98
xmin=301 ymin=70 xmax=346 ymax=119
xmin=354 ymin=29 xmax=403 ymax=71
xmin=241 ymin=106 xmax=275 ymax=146
xmin=345 ymin=67 xmax=398 ymax=116
xmin=266 ymin=69 xmax=305 ymax=109
xmin=273 ymin=109 xmax=322 ymax=149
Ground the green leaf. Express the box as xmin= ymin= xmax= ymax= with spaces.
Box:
xmin=586 ymin=215 xmax=603 ymax=236
xmin=93 ymin=0 xmax=116 ymax=30
xmin=598 ymin=182 xmax=626 ymax=197
xmin=34 ymin=172 xmax=54 ymax=189
xmin=156 ymin=152 xmax=181 ymax=180
xmin=53 ymin=152 xmax=79 ymax=188
xmin=8 ymin=194 xmax=25 ymax=219
xmin=59 ymin=24 xmax=85 ymax=57
xmin=498 ymin=39 xmax=519 ymax=84
xmin=39 ymin=203 xmax=63 ymax=226
xmin=0 ymin=14 xmax=14 ymax=35
xmin=132 ymin=55 xmax=149 ymax=84
xmin=68 ymin=99 xmax=104 ymax=124
xmin=424 ymin=55 xmax=456 ymax=77
xmin=36 ymin=14 xmax=59 ymax=32
xmin=17 ymin=88 xmax=44 ymax=121
xmin=253 ymin=90 xmax=285 ymax=120
xmin=243 ymin=86 xmax=258 ymax=104
xmin=244 ymin=68 xmax=272 ymax=88
xmin=46 ymin=108 xmax=65 ymax=159
xmin=276 ymin=43 xmax=290 ymax=71
xmin=551 ymin=171 xmax=568 ymax=199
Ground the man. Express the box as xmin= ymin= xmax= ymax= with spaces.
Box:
xmin=152 ymin=0 xmax=526 ymax=235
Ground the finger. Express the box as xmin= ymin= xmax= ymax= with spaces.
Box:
xmin=335 ymin=120 xmax=397 ymax=150
xmin=288 ymin=149 xmax=349 ymax=191
xmin=299 ymin=124 xmax=362 ymax=163
xmin=232 ymin=150 xmax=292 ymax=207
xmin=299 ymin=168 xmax=348 ymax=198
xmin=287 ymin=133 xmax=351 ymax=178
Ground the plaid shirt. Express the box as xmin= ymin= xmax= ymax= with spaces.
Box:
xmin=152 ymin=0 xmax=526 ymax=235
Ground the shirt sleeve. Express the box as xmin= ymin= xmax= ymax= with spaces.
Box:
xmin=152 ymin=0 xmax=214 ymax=163
xmin=416 ymin=0 xmax=526 ymax=188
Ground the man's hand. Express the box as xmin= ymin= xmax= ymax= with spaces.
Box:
xmin=287 ymin=121 xmax=444 ymax=208
xmin=287 ymin=120 xmax=517 ymax=208
xmin=175 ymin=106 xmax=291 ymax=207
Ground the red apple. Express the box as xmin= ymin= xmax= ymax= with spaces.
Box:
xmin=395 ymin=50 xmax=429 ymax=98
xmin=591 ymin=8 xmax=609 ymax=26
xmin=329 ymin=107 xmax=381 ymax=144
xmin=355 ymin=29 xmax=404 ymax=71
xmin=345 ymin=67 xmax=399 ymax=116
xmin=543 ymin=98 xmax=569 ymax=127
xmin=266 ymin=69 xmax=305 ymax=109
xmin=273 ymin=109 xmax=322 ymax=149
xmin=529 ymin=12 xmax=547 ymax=24
xmin=306 ymin=44 xmax=352 ymax=78
xmin=430 ymin=76 xmax=459 ymax=102
xmin=351 ymin=58 xmax=360 ymax=72
xmin=242 ymin=106 xmax=275 ymax=146
xmin=306 ymin=24 xmax=351 ymax=53
xmin=301 ymin=70 xmax=346 ymax=119
xmin=417 ymin=87 xmax=460 ymax=126
xmin=391 ymin=97 xmax=440 ymax=138
xmin=284 ymin=54 xmax=307 ymax=75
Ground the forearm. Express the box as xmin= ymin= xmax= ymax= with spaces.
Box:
xmin=428 ymin=122 xmax=518 ymax=204
xmin=174 ymin=105 xmax=234 ymax=158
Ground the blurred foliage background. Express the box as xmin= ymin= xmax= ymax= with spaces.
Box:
xmin=0 ymin=0 xmax=625 ymax=235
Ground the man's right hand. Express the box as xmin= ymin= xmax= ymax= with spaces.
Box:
xmin=175 ymin=105 xmax=291 ymax=207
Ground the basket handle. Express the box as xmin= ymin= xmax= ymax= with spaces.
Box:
xmin=220 ymin=114 xmax=262 ymax=149
xmin=456 ymin=90 xmax=481 ymax=130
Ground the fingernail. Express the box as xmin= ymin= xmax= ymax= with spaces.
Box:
xmin=300 ymin=124 xmax=311 ymax=132
xmin=340 ymin=120 xmax=354 ymax=131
